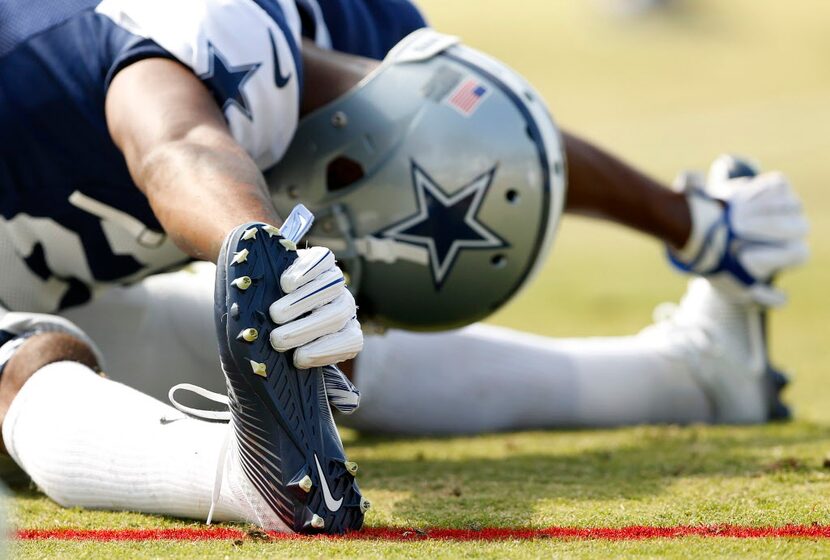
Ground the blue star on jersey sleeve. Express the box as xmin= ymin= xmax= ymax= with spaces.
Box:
xmin=200 ymin=42 xmax=262 ymax=120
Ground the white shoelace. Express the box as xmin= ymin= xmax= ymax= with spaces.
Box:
xmin=166 ymin=383 xmax=232 ymax=525
xmin=167 ymin=383 xmax=231 ymax=422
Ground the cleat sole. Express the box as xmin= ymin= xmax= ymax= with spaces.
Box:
xmin=215 ymin=223 xmax=365 ymax=534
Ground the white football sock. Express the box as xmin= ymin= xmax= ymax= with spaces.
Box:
xmin=2 ymin=361 xmax=288 ymax=530
xmin=344 ymin=324 xmax=714 ymax=434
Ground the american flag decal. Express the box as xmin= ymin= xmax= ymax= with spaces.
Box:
xmin=446 ymin=78 xmax=490 ymax=116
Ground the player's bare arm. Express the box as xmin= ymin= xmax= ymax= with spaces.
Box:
xmin=106 ymin=58 xmax=281 ymax=262
xmin=106 ymin=40 xmax=375 ymax=262
xmin=562 ymin=131 xmax=691 ymax=249
xmin=554 ymin=130 xmax=806 ymax=308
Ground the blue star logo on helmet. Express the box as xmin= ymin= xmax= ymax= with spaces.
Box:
xmin=376 ymin=162 xmax=508 ymax=289
xmin=201 ymin=42 xmax=261 ymax=120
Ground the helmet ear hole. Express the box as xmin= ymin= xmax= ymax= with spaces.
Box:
xmin=326 ymin=156 xmax=365 ymax=192
xmin=491 ymin=254 xmax=508 ymax=269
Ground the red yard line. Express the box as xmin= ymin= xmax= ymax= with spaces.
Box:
xmin=16 ymin=525 xmax=830 ymax=542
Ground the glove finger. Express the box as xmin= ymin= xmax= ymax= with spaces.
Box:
xmin=294 ymin=318 xmax=364 ymax=369
xmin=735 ymin=200 xmax=804 ymax=221
xmin=743 ymin=171 xmax=790 ymax=196
xmin=270 ymin=291 xmax=355 ymax=352
xmin=709 ymin=276 xmax=787 ymax=308
xmin=734 ymin=213 xmax=810 ymax=242
xmin=718 ymin=171 xmax=791 ymax=203
xmin=738 ymin=241 xmax=810 ymax=279
xmin=734 ymin=176 xmax=801 ymax=207
xmin=270 ymin=267 xmax=344 ymax=324
xmin=730 ymin=184 xmax=797 ymax=217
xmin=748 ymin=284 xmax=788 ymax=308
xmin=281 ymin=246 xmax=337 ymax=293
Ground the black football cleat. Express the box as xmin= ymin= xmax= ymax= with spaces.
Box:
xmin=214 ymin=217 xmax=366 ymax=534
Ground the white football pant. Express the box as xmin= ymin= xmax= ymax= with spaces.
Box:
xmin=61 ymin=263 xmax=716 ymax=433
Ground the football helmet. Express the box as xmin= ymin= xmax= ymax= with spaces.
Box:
xmin=267 ymin=29 xmax=566 ymax=330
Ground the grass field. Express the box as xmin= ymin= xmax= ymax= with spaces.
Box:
xmin=8 ymin=1 xmax=830 ymax=558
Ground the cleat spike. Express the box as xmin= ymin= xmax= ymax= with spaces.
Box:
xmin=360 ymin=497 xmax=371 ymax=513
xmin=241 ymin=227 xmax=258 ymax=241
xmin=232 ymin=248 xmax=249 ymax=265
xmin=230 ymin=303 xmax=240 ymax=319
xmin=279 ymin=239 xmax=297 ymax=251
xmin=249 ymin=360 xmax=267 ymax=378
xmin=772 ymin=402 xmax=791 ymax=421
xmin=344 ymin=461 xmax=358 ymax=476
xmin=771 ymin=369 xmax=789 ymax=390
xmin=239 ymin=328 xmax=258 ymax=342
xmin=765 ymin=365 xmax=791 ymax=421
xmin=263 ymin=224 xmax=281 ymax=238
xmin=287 ymin=469 xmax=313 ymax=496
xmin=311 ymin=514 xmax=325 ymax=529
xmin=231 ymin=276 xmax=252 ymax=290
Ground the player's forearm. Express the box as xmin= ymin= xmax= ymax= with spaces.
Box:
xmin=562 ymin=131 xmax=691 ymax=249
xmin=107 ymin=58 xmax=282 ymax=262
xmin=135 ymin=132 xmax=281 ymax=261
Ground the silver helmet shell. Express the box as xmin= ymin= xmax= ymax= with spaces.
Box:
xmin=267 ymin=29 xmax=566 ymax=330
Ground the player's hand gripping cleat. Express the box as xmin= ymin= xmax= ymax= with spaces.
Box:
xmin=211 ymin=205 xmax=366 ymax=533
xmin=668 ymin=155 xmax=809 ymax=307
xmin=658 ymin=158 xmax=797 ymax=421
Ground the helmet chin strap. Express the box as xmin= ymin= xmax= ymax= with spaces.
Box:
xmin=307 ymin=203 xmax=429 ymax=268
xmin=353 ymin=238 xmax=428 ymax=266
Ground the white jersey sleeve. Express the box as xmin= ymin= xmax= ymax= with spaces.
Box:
xmin=96 ymin=0 xmax=303 ymax=170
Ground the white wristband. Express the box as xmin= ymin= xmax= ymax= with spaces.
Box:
xmin=672 ymin=191 xmax=725 ymax=271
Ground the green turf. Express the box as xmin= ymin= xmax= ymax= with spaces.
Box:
xmin=9 ymin=0 xmax=830 ymax=557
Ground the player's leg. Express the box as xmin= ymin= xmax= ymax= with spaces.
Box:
xmin=0 ymin=311 xmax=292 ymax=529
xmin=343 ymin=277 xmax=783 ymax=434
xmin=0 ymin=332 xmax=100 ymax=444
xmin=63 ymin=261 xmax=362 ymax=417
xmin=11 ymin=219 xmax=366 ymax=533
xmin=64 ymin=261 xmax=771 ymax=434
xmin=61 ymin=262 xmax=226 ymax=400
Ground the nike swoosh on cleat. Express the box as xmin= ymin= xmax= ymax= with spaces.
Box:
xmin=268 ymin=30 xmax=292 ymax=88
xmin=314 ymin=454 xmax=343 ymax=512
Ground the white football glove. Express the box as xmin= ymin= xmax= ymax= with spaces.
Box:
xmin=269 ymin=245 xmax=363 ymax=369
xmin=669 ymin=155 xmax=809 ymax=306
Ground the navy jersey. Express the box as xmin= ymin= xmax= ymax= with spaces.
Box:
xmin=0 ymin=0 xmax=425 ymax=312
